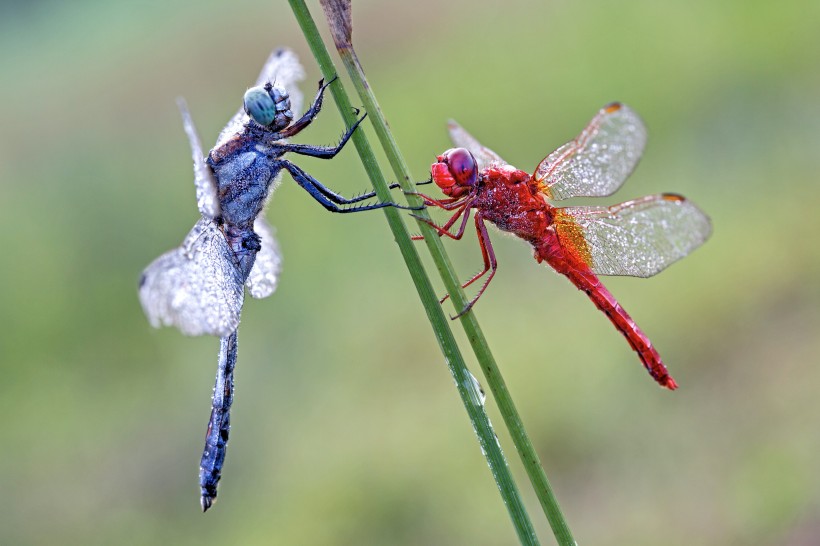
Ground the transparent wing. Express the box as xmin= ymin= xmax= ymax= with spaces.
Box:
xmin=447 ymin=120 xmax=508 ymax=171
xmin=215 ymin=48 xmax=306 ymax=149
xmin=139 ymin=218 xmax=245 ymax=336
xmin=246 ymin=217 xmax=282 ymax=299
xmin=553 ymin=194 xmax=712 ymax=277
xmin=534 ymin=103 xmax=647 ymax=200
xmin=178 ymin=97 xmax=220 ymax=219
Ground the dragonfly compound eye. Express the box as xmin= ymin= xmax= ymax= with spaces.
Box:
xmin=244 ymin=86 xmax=277 ymax=126
xmin=244 ymin=84 xmax=293 ymax=130
xmin=444 ymin=148 xmax=478 ymax=187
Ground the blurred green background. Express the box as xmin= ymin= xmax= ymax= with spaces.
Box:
xmin=2 ymin=0 xmax=819 ymax=544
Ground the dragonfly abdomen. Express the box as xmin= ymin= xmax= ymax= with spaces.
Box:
xmin=222 ymin=225 xmax=260 ymax=281
xmin=571 ymin=270 xmax=676 ymax=389
xmin=537 ymin=237 xmax=677 ymax=390
xmin=200 ymin=331 xmax=238 ymax=511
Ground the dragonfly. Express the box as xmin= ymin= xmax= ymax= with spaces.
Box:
xmin=139 ymin=48 xmax=407 ymax=511
xmin=415 ymin=103 xmax=712 ymax=389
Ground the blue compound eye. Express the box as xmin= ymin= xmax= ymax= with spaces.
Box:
xmin=243 ymin=86 xmax=277 ymax=126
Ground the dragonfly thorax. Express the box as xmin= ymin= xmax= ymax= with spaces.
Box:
xmin=209 ymin=147 xmax=278 ymax=228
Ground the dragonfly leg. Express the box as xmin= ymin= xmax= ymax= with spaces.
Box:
xmin=409 ymin=193 xmax=466 ymax=210
xmin=276 ymin=114 xmax=413 ymax=205
xmin=410 ymin=203 xmax=471 ymax=241
xmin=277 ymin=160 xmax=417 ymax=212
xmin=275 ymin=76 xmax=337 ymax=139
xmin=200 ymin=330 xmax=238 ymax=512
xmin=276 ymin=111 xmax=366 ymax=159
xmin=308 ymin=178 xmax=412 ymax=206
xmin=381 ymin=181 xmax=431 ymax=202
xmin=449 ymin=213 xmax=497 ymax=319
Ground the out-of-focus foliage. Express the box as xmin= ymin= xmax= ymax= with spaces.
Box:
xmin=1 ymin=0 xmax=818 ymax=544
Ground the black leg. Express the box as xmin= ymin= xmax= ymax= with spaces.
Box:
xmin=276 ymin=112 xmax=366 ymax=159
xmin=305 ymin=174 xmax=421 ymax=208
xmin=274 ymin=76 xmax=337 ymax=139
xmin=277 ymin=160 xmax=417 ymax=212
xmin=275 ymin=116 xmax=415 ymax=204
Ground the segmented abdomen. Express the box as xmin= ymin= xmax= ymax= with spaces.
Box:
xmin=536 ymin=234 xmax=677 ymax=389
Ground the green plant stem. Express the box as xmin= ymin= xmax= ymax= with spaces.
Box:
xmin=288 ymin=1 xmax=540 ymax=544
xmin=309 ymin=6 xmax=577 ymax=546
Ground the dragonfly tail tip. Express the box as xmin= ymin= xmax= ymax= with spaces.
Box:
xmin=201 ymin=495 xmax=215 ymax=512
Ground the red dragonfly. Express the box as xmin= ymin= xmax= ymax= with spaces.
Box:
xmin=416 ymin=103 xmax=711 ymax=389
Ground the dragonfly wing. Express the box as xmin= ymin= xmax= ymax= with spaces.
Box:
xmin=254 ymin=47 xmax=306 ymax=111
xmin=215 ymin=48 xmax=306 ymax=149
xmin=140 ymin=218 xmax=245 ymax=336
xmin=553 ymin=194 xmax=712 ymax=277
xmin=447 ymin=120 xmax=508 ymax=171
xmin=535 ymin=103 xmax=647 ymax=200
xmin=178 ymin=97 xmax=221 ymax=219
xmin=246 ymin=217 xmax=282 ymax=299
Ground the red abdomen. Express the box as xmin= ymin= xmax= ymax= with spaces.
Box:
xmin=536 ymin=233 xmax=678 ymax=390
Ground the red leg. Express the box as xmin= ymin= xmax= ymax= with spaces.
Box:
xmin=409 ymin=192 xmax=469 ymax=210
xmin=412 ymin=203 xmax=473 ymax=241
xmin=446 ymin=212 xmax=498 ymax=318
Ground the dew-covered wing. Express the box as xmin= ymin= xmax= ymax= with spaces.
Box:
xmin=178 ymin=97 xmax=220 ymax=219
xmin=553 ymin=194 xmax=711 ymax=277
xmin=534 ymin=103 xmax=647 ymax=200
xmin=246 ymin=217 xmax=282 ymax=299
xmin=215 ymin=48 xmax=306 ymax=149
xmin=447 ymin=120 xmax=508 ymax=171
xmin=139 ymin=218 xmax=244 ymax=336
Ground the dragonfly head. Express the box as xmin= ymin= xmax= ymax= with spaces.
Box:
xmin=243 ymin=83 xmax=294 ymax=131
xmin=431 ymin=148 xmax=477 ymax=198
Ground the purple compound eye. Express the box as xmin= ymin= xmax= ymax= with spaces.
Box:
xmin=443 ymin=148 xmax=477 ymax=187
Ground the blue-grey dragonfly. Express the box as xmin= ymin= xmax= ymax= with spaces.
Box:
xmin=139 ymin=48 xmax=406 ymax=511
